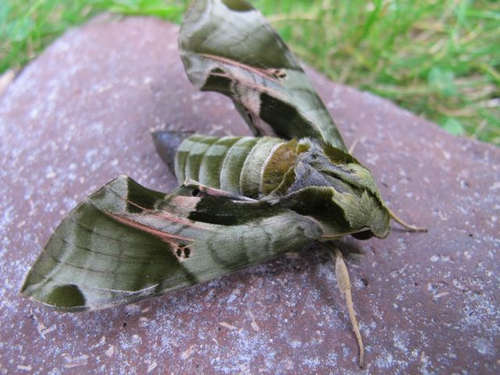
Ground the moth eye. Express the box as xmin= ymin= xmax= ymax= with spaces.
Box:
xmin=176 ymin=248 xmax=182 ymax=257
xmin=184 ymin=247 xmax=191 ymax=258
xmin=191 ymin=188 xmax=200 ymax=197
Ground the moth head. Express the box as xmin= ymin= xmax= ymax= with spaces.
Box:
xmin=271 ymin=138 xmax=391 ymax=239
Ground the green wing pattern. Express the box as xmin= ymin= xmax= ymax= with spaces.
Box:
xmin=21 ymin=176 xmax=322 ymax=311
xmin=179 ymin=0 xmax=347 ymax=151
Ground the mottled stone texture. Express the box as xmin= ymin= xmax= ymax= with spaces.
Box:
xmin=0 ymin=15 xmax=498 ymax=375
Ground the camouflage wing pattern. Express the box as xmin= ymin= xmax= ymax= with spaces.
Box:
xmin=21 ymin=176 xmax=322 ymax=311
xmin=179 ymin=0 xmax=347 ymax=151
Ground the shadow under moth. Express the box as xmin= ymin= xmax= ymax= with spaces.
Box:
xmin=21 ymin=0 xmax=426 ymax=367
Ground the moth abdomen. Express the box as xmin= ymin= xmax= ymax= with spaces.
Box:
xmin=154 ymin=132 xmax=297 ymax=198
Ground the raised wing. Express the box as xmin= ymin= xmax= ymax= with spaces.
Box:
xmin=179 ymin=0 xmax=347 ymax=151
xmin=21 ymin=176 xmax=322 ymax=311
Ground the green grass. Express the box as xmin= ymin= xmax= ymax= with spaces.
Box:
xmin=1 ymin=0 xmax=499 ymax=145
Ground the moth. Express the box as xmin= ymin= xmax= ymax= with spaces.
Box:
xmin=21 ymin=0 xmax=425 ymax=367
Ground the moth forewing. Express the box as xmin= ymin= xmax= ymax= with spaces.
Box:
xmin=21 ymin=176 xmax=324 ymax=311
xmin=179 ymin=0 xmax=347 ymax=150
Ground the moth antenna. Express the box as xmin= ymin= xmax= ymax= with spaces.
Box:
xmin=332 ymin=249 xmax=365 ymax=368
xmin=387 ymin=207 xmax=427 ymax=232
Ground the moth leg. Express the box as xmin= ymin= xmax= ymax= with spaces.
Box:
xmin=332 ymin=248 xmax=365 ymax=368
xmin=387 ymin=207 xmax=427 ymax=232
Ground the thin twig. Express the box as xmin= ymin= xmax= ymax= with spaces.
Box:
xmin=332 ymin=249 xmax=364 ymax=368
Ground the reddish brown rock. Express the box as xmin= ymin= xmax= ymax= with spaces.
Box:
xmin=0 ymin=15 xmax=498 ymax=374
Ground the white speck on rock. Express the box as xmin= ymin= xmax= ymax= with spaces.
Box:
xmin=489 ymin=181 xmax=500 ymax=191
xmin=16 ymin=365 xmax=32 ymax=372
xmin=132 ymin=334 xmax=142 ymax=345
xmin=104 ymin=345 xmax=114 ymax=358
xmin=0 ymin=205 xmax=14 ymax=228
xmin=289 ymin=340 xmax=302 ymax=349
xmin=147 ymin=361 xmax=158 ymax=373
xmin=227 ymin=288 xmax=240 ymax=303
xmin=219 ymin=321 xmax=237 ymax=330
xmin=472 ymin=337 xmax=495 ymax=356
xmin=90 ymin=336 xmax=106 ymax=349
xmin=304 ymin=357 xmax=320 ymax=369
xmin=433 ymin=292 xmax=450 ymax=300
xmin=247 ymin=310 xmax=259 ymax=332
xmin=61 ymin=354 xmax=88 ymax=368
xmin=375 ymin=350 xmax=406 ymax=369
xmin=45 ymin=166 xmax=56 ymax=179
xmin=393 ymin=330 xmax=410 ymax=354
xmin=181 ymin=344 xmax=196 ymax=360
xmin=419 ymin=351 xmax=433 ymax=375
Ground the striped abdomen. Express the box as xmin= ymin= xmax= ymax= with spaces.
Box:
xmin=174 ymin=135 xmax=298 ymax=198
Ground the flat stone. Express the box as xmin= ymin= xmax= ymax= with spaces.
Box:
xmin=0 ymin=15 xmax=498 ymax=374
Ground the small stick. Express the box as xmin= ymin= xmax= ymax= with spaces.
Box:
xmin=387 ymin=207 xmax=427 ymax=232
xmin=348 ymin=137 xmax=361 ymax=154
xmin=332 ymin=249 xmax=364 ymax=367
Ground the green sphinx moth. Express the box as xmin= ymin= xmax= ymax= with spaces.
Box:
xmin=21 ymin=0 xmax=424 ymax=367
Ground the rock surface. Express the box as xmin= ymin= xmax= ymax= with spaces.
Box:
xmin=0 ymin=15 xmax=498 ymax=375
